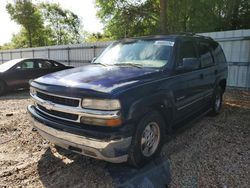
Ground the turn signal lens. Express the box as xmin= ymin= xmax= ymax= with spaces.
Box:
xmin=105 ymin=118 xmax=122 ymax=127
xmin=80 ymin=116 xmax=122 ymax=127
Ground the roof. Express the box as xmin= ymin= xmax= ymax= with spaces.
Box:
xmin=119 ymin=33 xmax=214 ymax=42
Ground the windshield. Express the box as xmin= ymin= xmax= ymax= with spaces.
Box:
xmin=0 ymin=59 xmax=22 ymax=72
xmin=94 ymin=39 xmax=174 ymax=68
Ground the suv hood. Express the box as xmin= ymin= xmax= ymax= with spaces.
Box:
xmin=34 ymin=64 xmax=160 ymax=93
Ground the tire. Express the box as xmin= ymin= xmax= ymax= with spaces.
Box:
xmin=128 ymin=111 xmax=165 ymax=168
xmin=210 ymin=86 xmax=223 ymax=116
xmin=0 ymin=80 xmax=6 ymax=96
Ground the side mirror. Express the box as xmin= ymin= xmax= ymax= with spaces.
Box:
xmin=178 ymin=58 xmax=200 ymax=71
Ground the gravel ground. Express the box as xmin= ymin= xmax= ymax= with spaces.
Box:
xmin=0 ymin=89 xmax=249 ymax=187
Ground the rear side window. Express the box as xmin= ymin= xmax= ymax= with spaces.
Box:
xmin=38 ymin=60 xmax=53 ymax=69
xmin=178 ymin=41 xmax=198 ymax=66
xmin=209 ymin=42 xmax=227 ymax=64
xmin=198 ymin=41 xmax=214 ymax=67
xmin=51 ymin=60 xmax=64 ymax=67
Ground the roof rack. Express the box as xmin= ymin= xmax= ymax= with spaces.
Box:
xmin=175 ymin=32 xmax=213 ymax=40
xmin=177 ymin=32 xmax=196 ymax=36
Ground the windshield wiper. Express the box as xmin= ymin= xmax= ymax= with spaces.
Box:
xmin=115 ymin=63 xmax=143 ymax=68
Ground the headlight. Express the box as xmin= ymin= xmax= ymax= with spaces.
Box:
xmin=81 ymin=98 xmax=121 ymax=110
xmin=30 ymin=87 xmax=36 ymax=96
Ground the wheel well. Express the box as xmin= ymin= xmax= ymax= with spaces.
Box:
xmin=219 ymin=79 xmax=226 ymax=93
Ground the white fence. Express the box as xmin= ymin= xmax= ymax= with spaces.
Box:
xmin=0 ymin=41 xmax=111 ymax=67
xmin=0 ymin=29 xmax=250 ymax=89
xmin=202 ymin=29 xmax=250 ymax=89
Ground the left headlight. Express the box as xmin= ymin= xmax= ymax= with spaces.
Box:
xmin=81 ymin=98 xmax=121 ymax=110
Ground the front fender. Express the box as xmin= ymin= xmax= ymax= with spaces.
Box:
xmin=126 ymin=91 xmax=175 ymax=121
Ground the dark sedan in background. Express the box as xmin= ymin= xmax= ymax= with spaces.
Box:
xmin=0 ymin=58 xmax=73 ymax=95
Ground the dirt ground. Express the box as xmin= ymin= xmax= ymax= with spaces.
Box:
xmin=0 ymin=89 xmax=249 ymax=188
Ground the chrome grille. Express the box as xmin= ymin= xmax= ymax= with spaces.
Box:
xmin=31 ymin=89 xmax=81 ymax=123
xmin=36 ymin=91 xmax=80 ymax=107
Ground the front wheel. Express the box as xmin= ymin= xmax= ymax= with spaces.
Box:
xmin=210 ymin=86 xmax=223 ymax=116
xmin=128 ymin=111 xmax=165 ymax=167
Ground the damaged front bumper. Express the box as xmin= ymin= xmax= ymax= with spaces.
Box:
xmin=27 ymin=105 xmax=132 ymax=163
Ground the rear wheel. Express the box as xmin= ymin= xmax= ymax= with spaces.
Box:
xmin=128 ymin=111 xmax=165 ymax=167
xmin=210 ymin=86 xmax=223 ymax=116
xmin=0 ymin=81 xmax=6 ymax=96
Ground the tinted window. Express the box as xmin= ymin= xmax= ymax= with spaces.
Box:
xmin=198 ymin=42 xmax=214 ymax=67
xmin=38 ymin=60 xmax=53 ymax=69
xmin=16 ymin=61 xmax=35 ymax=69
xmin=178 ymin=41 xmax=198 ymax=66
xmin=209 ymin=42 xmax=226 ymax=64
xmin=51 ymin=61 xmax=64 ymax=67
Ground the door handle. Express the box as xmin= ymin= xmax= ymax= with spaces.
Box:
xmin=200 ymin=74 xmax=204 ymax=79
xmin=214 ymin=70 xmax=218 ymax=75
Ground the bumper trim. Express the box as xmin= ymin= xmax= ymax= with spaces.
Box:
xmin=28 ymin=105 xmax=131 ymax=163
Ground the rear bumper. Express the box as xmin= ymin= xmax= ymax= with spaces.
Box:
xmin=28 ymin=105 xmax=132 ymax=163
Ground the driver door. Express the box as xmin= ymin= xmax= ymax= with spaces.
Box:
xmin=8 ymin=60 xmax=38 ymax=89
xmin=173 ymin=39 xmax=206 ymax=121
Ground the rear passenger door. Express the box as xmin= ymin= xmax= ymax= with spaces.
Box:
xmin=196 ymin=39 xmax=216 ymax=102
xmin=36 ymin=60 xmax=55 ymax=78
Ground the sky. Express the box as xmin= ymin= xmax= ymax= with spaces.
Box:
xmin=0 ymin=0 xmax=103 ymax=45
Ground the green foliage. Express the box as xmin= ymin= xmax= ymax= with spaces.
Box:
xmin=5 ymin=0 xmax=83 ymax=49
xmin=96 ymin=0 xmax=250 ymax=38
xmin=6 ymin=0 xmax=45 ymax=47
xmin=83 ymin=32 xmax=111 ymax=42
xmin=4 ymin=0 xmax=249 ymax=49
xmin=39 ymin=3 xmax=82 ymax=45
xmin=96 ymin=0 xmax=160 ymax=39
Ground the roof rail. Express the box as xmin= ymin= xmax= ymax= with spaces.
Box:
xmin=176 ymin=32 xmax=196 ymax=36
xmin=175 ymin=32 xmax=214 ymax=40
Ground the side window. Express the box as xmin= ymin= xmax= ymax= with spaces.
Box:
xmin=217 ymin=47 xmax=227 ymax=64
xmin=178 ymin=41 xmax=198 ymax=66
xmin=51 ymin=61 xmax=63 ymax=67
xmin=209 ymin=42 xmax=226 ymax=64
xmin=198 ymin=42 xmax=214 ymax=67
xmin=38 ymin=60 xmax=53 ymax=69
xmin=16 ymin=61 xmax=35 ymax=69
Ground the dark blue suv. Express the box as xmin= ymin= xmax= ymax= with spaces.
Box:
xmin=28 ymin=34 xmax=227 ymax=167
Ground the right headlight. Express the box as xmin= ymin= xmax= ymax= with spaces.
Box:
xmin=81 ymin=98 xmax=121 ymax=110
xmin=81 ymin=98 xmax=122 ymax=126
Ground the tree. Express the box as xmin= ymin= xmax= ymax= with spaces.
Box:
xmin=6 ymin=0 xmax=45 ymax=47
xmin=96 ymin=0 xmax=160 ymax=39
xmin=96 ymin=0 xmax=250 ymax=39
xmin=83 ymin=31 xmax=111 ymax=42
xmin=40 ymin=3 xmax=82 ymax=45
xmin=159 ymin=0 xmax=167 ymax=34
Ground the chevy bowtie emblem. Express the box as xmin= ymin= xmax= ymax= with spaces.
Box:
xmin=42 ymin=101 xmax=55 ymax=110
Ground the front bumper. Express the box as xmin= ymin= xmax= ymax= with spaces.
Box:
xmin=28 ymin=105 xmax=132 ymax=163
